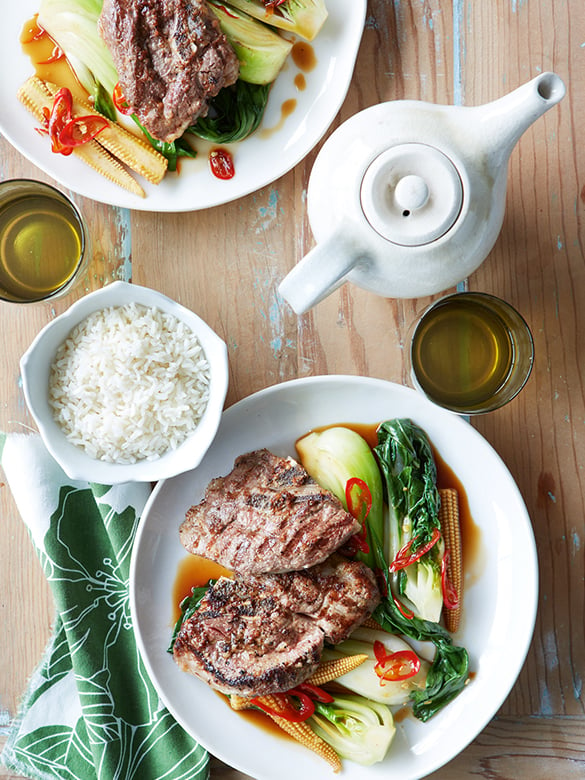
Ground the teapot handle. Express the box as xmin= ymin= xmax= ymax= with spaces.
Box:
xmin=278 ymin=230 xmax=365 ymax=314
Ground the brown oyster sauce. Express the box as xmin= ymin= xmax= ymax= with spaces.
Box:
xmin=21 ymin=16 xmax=87 ymax=101
xmin=259 ymin=41 xmax=317 ymax=139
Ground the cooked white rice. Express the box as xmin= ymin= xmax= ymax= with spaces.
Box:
xmin=48 ymin=302 xmax=210 ymax=464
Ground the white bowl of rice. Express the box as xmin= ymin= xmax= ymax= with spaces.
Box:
xmin=20 ymin=281 xmax=229 ymax=484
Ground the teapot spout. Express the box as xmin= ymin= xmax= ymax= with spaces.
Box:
xmin=476 ymin=72 xmax=565 ymax=165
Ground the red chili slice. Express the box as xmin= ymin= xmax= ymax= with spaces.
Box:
xmin=345 ymin=477 xmax=372 ymax=521
xmin=373 ymin=639 xmax=387 ymax=665
xmin=44 ymin=88 xmax=108 ymax=155
xmin=296 ymin=682 xmax=334 ymax=704
xmin=389 ymin=526 xmax=442 ymax=572
xmin=374 ymin=648 xmax=421 ymax=683
xmin=215 ymin=3 xmax=239 ymax=17
xmin=58 ymin=115 xmax=108 ymax=148
xmin=113 ymin=81 xmax=133 ymax=115
xmin=441 ymin=549 xmax=459 ymax=609
xmin=392 ymin=594 xmax=414 ymax=619
xmin=343 ymin=477 xmax=372 ymax=555
xmin=48 ymin=88 xmax=74 ymax=155
xmin=209 ymin=148 xmax=235 ymax=180
xmin=251 ymin=690 xmax=315 ymax=722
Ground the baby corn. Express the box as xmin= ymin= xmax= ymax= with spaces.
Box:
xmin=228 ymin=694 xmax=252 ymax=711
xmin=17 ymin=75 xmax=168 ymax=195
xmin=227 ymin=655 xmax=369 ymax=771
xmin=439 ymin=487 xmax=463 ymax=632
xmin=44 ymin=83 xmax=168 ymax=185
xmin=228 ymin=692 xmax=341 ymax=771
xmin=306 ymin=654 xmax=368 ymax=686
xmin=361 ymin=615 xmax=384 ymax=631
xmin=266 ymin=706 xmax=342 ymax=773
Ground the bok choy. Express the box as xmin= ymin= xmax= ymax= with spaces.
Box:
xmin=372 ymin=418 xmax=469 ymax=722
xmin=322 ymin=626 xmax=429 ymax=705
xmin=371 ymin=537 xmax=469 ymax=722
xmin=225 ymin=0 xmax=328 ymax=40
xmin=298 ymin=418 xmax=469 ymax=722
xmin=296 ymin=427 xmax=384 ymax=569
xmin=190 ymin=81 xmax=270 ymax=143
xmin=310 ymin=694 xmax=395 ymax=766
xmin=208 ymin=1 xmax=293 ymax=85
xmin=38 ymin=0 xmax=118 ymax=97
xmin=376 ymin=418 xmax=444 ymax=622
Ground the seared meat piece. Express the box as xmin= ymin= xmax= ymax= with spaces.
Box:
xmin=173 ymin=556 xmax=380 ymax=696
xmin=98 ymin=0 xmax=240 ymax=142
xmin=179 ymin=449 xmax=362 ymax=575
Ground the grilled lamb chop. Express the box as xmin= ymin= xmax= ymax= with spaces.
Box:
xmin=179 ymin=449 xmax=362 ymax=575
xmin=173 ymin=555 xmax=380 ymax=696
xmin=98 ymin=0 xmax=240 ymax=142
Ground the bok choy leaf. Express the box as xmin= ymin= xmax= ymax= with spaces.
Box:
xmin=168 ymin=583 xmax=213 ymax=653
xmin=190 ymin=81 xmax=270 ymax=143
xmin=375 ymin=418 xmax=444 ymax=622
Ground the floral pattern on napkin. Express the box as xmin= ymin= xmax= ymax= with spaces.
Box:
xmin=1 ymin=434 xmax=208 ymax=780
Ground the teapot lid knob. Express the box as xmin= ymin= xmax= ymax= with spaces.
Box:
xmin=394 ymin=175 xmax=430 ymax=211
xmin=360 ymin=143 xmax=463 ymax=246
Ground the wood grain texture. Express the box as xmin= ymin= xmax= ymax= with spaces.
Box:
xmin=462 ymin=0 xmax=585 ymax=727
xmin=1 ymin=0 xmax=584 ymax=777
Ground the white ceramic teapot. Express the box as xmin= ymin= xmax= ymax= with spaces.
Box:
xmin=278 ymin=72 xmax=565 ymax=314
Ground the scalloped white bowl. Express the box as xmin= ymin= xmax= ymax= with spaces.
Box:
xmin=20 ymin=281 xmax=229 ymax=484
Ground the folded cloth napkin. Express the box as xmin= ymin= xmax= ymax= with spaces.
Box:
xmin=0 ymin=433 xmax=208 ymax=780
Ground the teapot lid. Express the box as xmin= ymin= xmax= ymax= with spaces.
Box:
xmin=360 ymin=143 xmax=463 ymax=246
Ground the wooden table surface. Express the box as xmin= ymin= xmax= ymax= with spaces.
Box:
xmin=1 ymin=1 xmax=584 ymax=778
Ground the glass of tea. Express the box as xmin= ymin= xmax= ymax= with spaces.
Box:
xmin=409 ymin=291 xmax=534 ymax=414
xmin=0 ymin=179 xmax=88 ymax=304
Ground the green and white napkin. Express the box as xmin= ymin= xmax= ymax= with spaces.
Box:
xmin=0 ymin=433 xmax=208 ymax=780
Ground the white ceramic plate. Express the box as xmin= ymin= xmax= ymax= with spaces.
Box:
xmin=130 ymin=376 xmax=538 ymax=779
xmin=1 ymin=2 xmax=366 ymax=211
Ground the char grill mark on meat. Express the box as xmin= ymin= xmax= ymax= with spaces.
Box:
xmin=173 ymin=577 xmax=324 ymax=696
xmin=179 ymin=449 xmax=362 ymax=575
xmin=98 ymin=0 xmax=240 ymax=142
xmin=173 ymin=556 xmax=381 ymax=696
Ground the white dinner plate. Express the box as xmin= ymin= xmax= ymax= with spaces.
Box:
xmin=130 ymin=375 xmax=538 ymax=779
xmin=1 ymin=2 xmax=366 ymax=211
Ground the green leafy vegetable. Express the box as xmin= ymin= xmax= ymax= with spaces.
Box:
xmin=167 ymin=583 xmax=213 ymax=653
xmin=296 ymin=426 xmax=384 ymax=570
xmin=376 ymin=419 xmax=444 ymax=622
xmin=370 ymin=522 xmax=469 ymax=722
xmin=310 ymin=694 xmax=395 ymax=766
xmin=208 ymin=1 xmax=293 ymax=84
xmin=226 ymin=0 xmax=328 ymax=41
xmin=132 ymin=119 xmax=197 ymax=172
xmin=190 ymin=82 xmax=270 ymax=143
xmin=93 ymin=82 xmax=117 ymax=122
